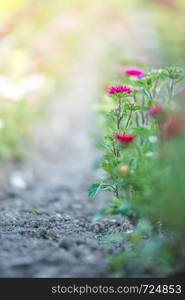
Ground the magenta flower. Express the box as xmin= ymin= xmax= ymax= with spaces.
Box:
xmin=148 ymin=104 xmax=163 ymax=116
xmin=124 ymin=68 xmax=144 ymax=76
xmin=108 ymin=86 xmax=132 ymax=95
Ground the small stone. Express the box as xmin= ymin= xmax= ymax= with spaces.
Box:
xmin=64 ymin=215 xmax=71 ymax=221
xmin=91 ymin=223 xmax=104 ymax=233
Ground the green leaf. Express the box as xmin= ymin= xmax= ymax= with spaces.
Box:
xmin=88 ymin=183 xmax=101 ymax=198
xmin=31 ymin=208 xmax=39 ymax=215
xmin=102 ymin=161 xmax=110 ymax=171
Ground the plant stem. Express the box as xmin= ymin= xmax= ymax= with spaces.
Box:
xmin=112 ymin=140 xmax=117 ymax=156
xmin=152 ymin=79 xmax=159 ymax=98
xmin=141 ymin=95 xmax=145 ymax=125
xmin=114 ymin=185 xmax=120 ymax=199
xmin=112 ymin=139 xmax=120 ymax=157
xmin=115 ymin=98 xmax=122 ymax=131
xmin=168 ymin=79 xmax=174 ymax=102
xmin=125 ymin=109 xmax=132 ymax=129
xmin=135 ymin=112 xmax=140 ymax=127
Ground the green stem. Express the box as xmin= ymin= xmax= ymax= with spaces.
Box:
xmin=152 ymin=80 xmax=159 ymax=98
xmin=135 ymin=112 xmax=140 ymax=127
xmin=168 ymin=79 xmax=174 ymax=102
xmin=125 ymin=109 xmax=132 ymax=129
xmin=112 ymin=139 xmax=119 ymax=157
xmin=141 ymin=95 xmax=145 ymax=125
xmin=114 ymin=185 xmax=120 ymax=199
xmin=115 ymin=98 xmax=122 ymax=132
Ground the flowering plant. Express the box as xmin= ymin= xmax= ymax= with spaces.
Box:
xmin=89 ymin=64 xmax=185 ymax=276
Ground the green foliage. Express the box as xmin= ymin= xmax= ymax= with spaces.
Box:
xmin=90 ymin=64 xmax=185 ymax=276
xmin=88 ymin=183 xmax=102 ymax=198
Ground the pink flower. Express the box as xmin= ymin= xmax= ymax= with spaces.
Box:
xmin=124 ymin=68 xmax=144 ymax=76
xmin=148 ymin=104 xmax=163 ymax=116
xmin=116 ymin=133 xmax=135 ymax=144
xmin=108 ymin=86 xmax=132 ymax=95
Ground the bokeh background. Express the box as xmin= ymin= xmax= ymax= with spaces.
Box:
xmin=0 ymin=0 xmax=185 ymax=159
xmin=0 ymin=0 xmax=185 ymax=161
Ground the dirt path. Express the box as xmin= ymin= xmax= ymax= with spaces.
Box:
xmin=0 ymin=6 xmax=159 ymax=278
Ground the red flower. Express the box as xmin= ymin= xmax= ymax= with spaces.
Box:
xmin=124 ymin=68 xmax=144 ymax=76
xmin=116 ymin=133 xmax=135 ymax=144
xmin=148 ymin=104 xmax=163 ymax=116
